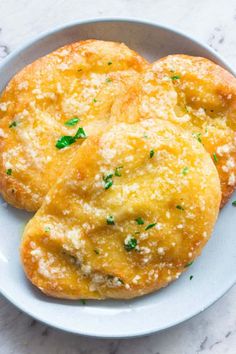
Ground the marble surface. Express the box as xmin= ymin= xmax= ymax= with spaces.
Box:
xmin=0 ymin=0 xmax=236 ymax=353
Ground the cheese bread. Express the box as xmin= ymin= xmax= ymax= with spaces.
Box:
xmin=21 ymin=119 xmax=221 ymax=299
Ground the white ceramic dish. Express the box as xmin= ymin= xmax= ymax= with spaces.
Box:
xmin=0 ymin=19 xmax=235 ymax=338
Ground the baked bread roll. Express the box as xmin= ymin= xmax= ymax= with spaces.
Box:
xmin=112 ymin=55 xmax=236 ymax=206
xmin=0 ymin=40 xmax=147 ymax=211
xmin=21 ymin=119 xmax=221 ymax=299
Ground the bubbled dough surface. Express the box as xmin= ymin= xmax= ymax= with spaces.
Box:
xmin=111 ymin=55 xmax=236 ymax=207
xmin=0 ymin=40 xmax=148 ymax=211
xmin=21 ymin=119 xmax=221 ymax=300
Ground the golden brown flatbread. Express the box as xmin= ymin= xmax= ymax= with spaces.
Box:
xmin=21 ymin=119 xmax=221 ymax=299
xmin=112 ymin=55 xmax=236 ymax=206
xmin=0 ymin=40 xmax=147 ymax=211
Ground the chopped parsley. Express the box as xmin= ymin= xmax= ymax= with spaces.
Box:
xmin=176 ymin=205 xmax=184 ymax=211
xmin=143 ymin=134 xmax=148 ymax=139
xmin=9 ymin=121 xmax=17 ymax=128
xmin=44 ymin=226 xmax=50 ymax=233
xmin=93 ymin=98 xmax=97 ymax=103
xmin=106 ymin=215 xmax=115 ymax=225
xmin=182 ymin=166 xmax=189 ymax=175
xmin=6 ymin=168 xmax=12 ymax=175
xmin=104 ymin=180 xmax=113 ymax=190
xmin=80 ymin=299 xmax=86 ymax=305
xmin=192 ymin=132 xmax=202 ymax=143
xmin=56 ymin=135 xmax=76 ymax=149
xmin=108 ymin=61 xmax=112 ymax=65
xmin=190 ymin=275 xmax=194 ymax=280
xmin=104 ymin=173 xmax=113 ymax=180
xmin=74 ymin=127 xmax=87 ymax=139
xmin=64 ymin=117 xmax=80 ymax=126
xmin=136 ymin=217 xmax=144 ymax=225
xmin=114 ymin=166 xmax=123 ymax=177
xmin=106 ymin=78 xmax=112 ymax=83
xmin=124 ymin=237 xmax=137 ymax=251
xmin=150 ymin=149 xmax=155 ymax=158
xmin=56 ymin=127 xmax=87 ymax=149
xmin=103 ymin=167 xmax=123 ymax=189
xmin=94 ymin=249 xmax=100 ymax=255
xmin=232 ymin=200 xmax=236 ymax=206
xmin=145 ymin=223 xmax=157 ymax=231
xmin=171 ymin=75 xmax=181 ymax=80
xmin=103 ymin=173 xmax=113 ymax=190
xmin=213 ymin=152 xmax=218 ymax=164
xmin=185 ymin=261 xmax=194 ymax=268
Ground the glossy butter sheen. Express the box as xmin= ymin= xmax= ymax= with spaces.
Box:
xmin=21 ymin=119 xmax=221 ymax=299
xmin=0 ymin=39 xmax=147 ymax=211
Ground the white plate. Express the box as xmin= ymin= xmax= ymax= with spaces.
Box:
xmin=0 ymin=19 xmax=236 ymax=338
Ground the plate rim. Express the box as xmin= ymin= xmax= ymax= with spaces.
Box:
xmin=0 ymin=17 xmax=235 ymax=338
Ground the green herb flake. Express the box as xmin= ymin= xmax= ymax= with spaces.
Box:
xmin=103 ymin=173 xmax=113 ymax=190
xmin=143 ymin=134 xmax=148 ymax=139
xmin=6 ymin=168 xmax=12 ymax=175
xmin=114 ymin=166 xmax=123 ymax=177
xmin=185 ymin=261 xmax=194 ymax=268
xmin=93 ymin=98 xmax=97 ymax=103
xmin=189 ymin=275 xmax=194 ymax=280
xmin=104 ymin=180 xmax=113 ymax=190
xmin=56 ymin=135 xmax=76 ymax=149
xmin=192 ymin=132 xmax=202 ymax=143
xmin=135 ymin=217 xmax=144 ymax=225
xmin=56 ymin=127 xmax=87 ymax=149
xmin=182 ymin=167 xmax=189 ymax=176
xmin=108 ymin=61 xmax=112 ymax=65
xmin=176 ymin=205 xmax=184 ymax=211
xmin=106 ymin=78 xmax=112 ymax=83
xmin=145 ymin=223 xmax=157 ymax=231
xmin=171 ymin=75 xmax=181 ymax=80
xmin=124 ymin=237 xmax=137 ymax=251
xmin=44 ymin=226 xmax=50 ymax=233
xmin=80 ymin=299 xmax=86 ymax=305
xmin=150 ymin=149 xmax=155 ymax=158
xmin=104 ymin=173 xmax=113 ymax=181
xmin=106 ymin=215 xmax=115 ymax=225
xmin=94 ymin=249 xmax=100 ymax=255
xmin=9 ymin=121 xmax=17 ymax=128
xmin=213 ymin=152 xmax=218 ymax=164
xmin=232 ymin=200 xmax=236 ymax=206
xmin=64 ymin=117 xmax=80 ymax=126
xmin=74 ymin=127 xmax=87 ymax=139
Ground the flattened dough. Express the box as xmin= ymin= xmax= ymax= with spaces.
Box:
xmin=0 ymin=40 xmax=147 ymax=211
xmin=112 ymin=55 xmax=236 ymax=206
xmin=21 ymin=119 xmax=221 ymax=300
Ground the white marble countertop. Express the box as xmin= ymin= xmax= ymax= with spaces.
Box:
xmin=0 ymin=0 xmax=236 ymax=353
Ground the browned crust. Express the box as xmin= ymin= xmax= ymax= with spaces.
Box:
xmin=0 ymin=40 xmax=148 ymax=211
xmin=155 ymin=55 xmax=236 ymax=207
